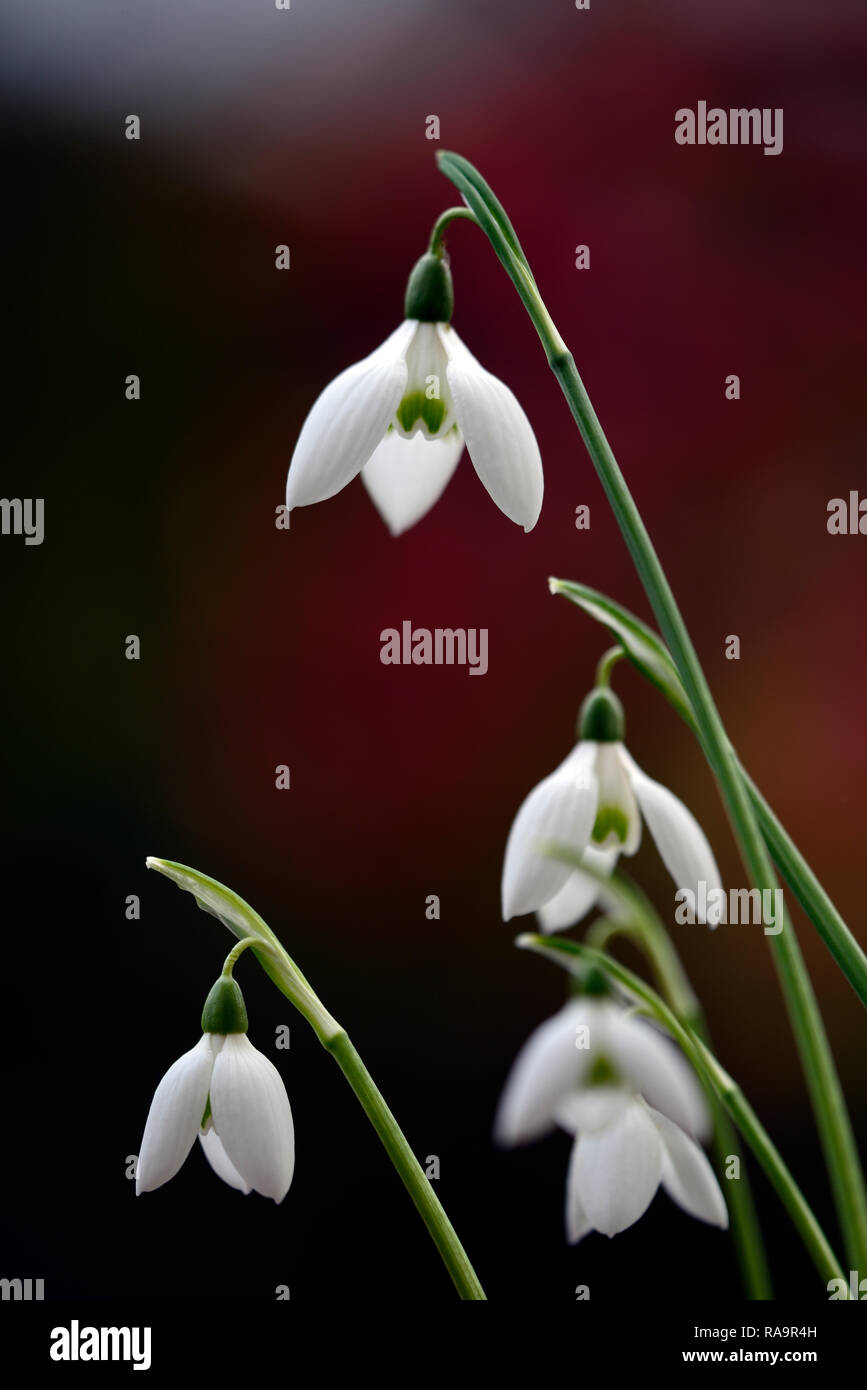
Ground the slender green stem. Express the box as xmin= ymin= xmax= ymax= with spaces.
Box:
xmin=595 ymin=645 xmax=625 ymax=689
xmin=146 ymin=857 xmax=487 ymax=1300
xmin=741 ymin=763 xmax=867 ymax=1006
xmin=323 ymin=1030 xmax=486 ymax=1300
xmin=587 ymin=912 xmax=772 ymax=1298
xmin=522 ymin=935 xmax=849 ymax=1294
xmin=221 ymin=936 xmax=259 ymax=975
xmin=436 ymin=150 xmax=867 ymax=1274
xmin=429 ymin=206 xmax=478 ymax=257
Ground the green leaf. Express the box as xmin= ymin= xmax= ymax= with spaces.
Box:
xmin=436 ymin=151 xmax=533 ymax=278
xmin=145 ymin=857 xmax=280 ymax=954
xmin=548 ymin=577 xmax=696 ymax=730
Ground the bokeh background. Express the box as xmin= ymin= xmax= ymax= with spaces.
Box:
xmin=3 ymin=0 xmax=866 ymax=1302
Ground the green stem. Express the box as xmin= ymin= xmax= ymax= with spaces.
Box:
xmin=323 ymin=1030 xmax=486 ymax=1300
xmin=253 ymin=948 xmax=486 ymax=1299
xmin=595 ymin=645 xmax=625 ymax=689
xmin=221 ymin=936 xmax=259 ymax=975
xmin=522 ymin=935 xmax=849 ymax=1294
xmin=587 ymin=913 xmax=772 ymax=1298
xmin=436 ymin=150 xmax=867 ymax=1274
xmin=741 ymin=763 xmax=867 ymax=1006
xmin=429 ymin=206 xmax=478 ymax=257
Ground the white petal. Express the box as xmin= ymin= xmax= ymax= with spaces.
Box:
xmin=502 ymin=742 xmax=599 ymax=920
xmin=620 ymin=749 xmax=725 ymax=926
xmin=360 ymin=428 xmax=464 ymax=536
xmin=494 ymin=1000 xmax=592 ymax=1146
xmin=605 ymin=1011 xmax=710 ymax=1141
xmin=571 ymin=1096 xmax=663 ymax=1236
xmin=556 ymin=1084 xmax=632 ymax=1135
xmin=209 ymin=1034 xmax=295 ymax=1203
xmin=536 ymin=846 xmax=620 ymax=933
xmin=198 ymin=1128 xmax=252 ymax=1194
xmin=286 ymin=321 xmax=415 ymax=512
xmin=650 ymin=1107 xmax=729 ymax=1229
xmin=441 ymin=325 xmax=543 ymax=531
xmin=565 ymin=1138 xmax=594 ymax=1244
xmin=136 ymin=1034 xmax=216 ymax=1195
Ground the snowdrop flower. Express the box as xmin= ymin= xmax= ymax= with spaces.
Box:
xmin=502 ymin=687 xmax=724 ymax=932
xmin=286 ymin=250 xmax=543 ymax=535
xmin=495 ymin=992 xmax=728 ymax=1242
xmin=136 ymin=973 xmax=295 ymax=1203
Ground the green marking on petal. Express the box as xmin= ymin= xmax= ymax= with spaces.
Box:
xmin=397 ymin=390 xmax=446 ymax=436
xmin=587 ymin=1053 xmax=619 ymax=1086
xmin=591 ymin=804 xmax=629 ymax=845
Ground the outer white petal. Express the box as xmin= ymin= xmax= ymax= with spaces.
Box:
xmin=565 ymin=1138 xmax=594 ymax=1244
xmin=501 ymin=742 xmax=599 ymax=921
xmin=650 ymin=1107 xmax=729 ymax=1229
xmin=286 ymin=320 xmax=415 ymax=512
xmin=198 ymin=1128 xmax=252 ymax=1194
xmin=494 ymin=1000 xmax=592 ymax=1146
xmin=620 ymin=748 xmax=725 ymax=927
xmin=571 ymin=1096 xmax=663 ymax=1237
xmin=360 ymin=428 xmax=464 ymax=536
xmin=209 ymin=1034 xmax=295 ymax=1203
xmin=136 ymin=1034 xmax=217 ymax=1195
xmin=536 ymin=846 xmax=620 ymax=933
xmin=604 ymin=1010 xmax=710 ymax=1141
xmin=441 ymin=326 xmax=543 ymax=531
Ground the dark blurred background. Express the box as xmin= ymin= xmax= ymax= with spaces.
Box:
xmin=2 ymin=0 xmax=865 ymax=1302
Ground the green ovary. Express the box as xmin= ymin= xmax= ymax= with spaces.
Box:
xmin=591 ymin=804 xmax=629 ymax=845
xmin=396 ymin=390 xmax=446 ymax=436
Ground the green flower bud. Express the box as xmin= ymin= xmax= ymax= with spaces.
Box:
xmin=201 ymin=974 xmax=248 ymax=1035
xmin=404 ymin=253 xmax=454 ymax=324
xmin=578 ymin=687 xmax=625 ymax=743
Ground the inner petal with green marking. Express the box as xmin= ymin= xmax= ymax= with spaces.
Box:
xmin=590 ymin=743 xmax=641 ymax=852
xmin=394 ymin=323 xmax=456 ymax=439
xmin=586 ymin=1053 xmax=620 ymax=1087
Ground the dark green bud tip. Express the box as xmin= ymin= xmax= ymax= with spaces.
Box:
xmin=201 ymin=974 xmax=248 ymax=1035
xmin=567 ymin=964 xmax=611 ymax=999
xmin=578 ymin=688 xmax=625 ymax=743
xmin=582 ymin=966 xmax=611 ymax=997
xmin=404 ymin=252 xmax=454 ymax=323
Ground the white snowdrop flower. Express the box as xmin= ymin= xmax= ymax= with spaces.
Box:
xmin=136 ymin=974 xmax=295 ymax=1204
xmin=286 ymin=252 xmax=543 ymax=535
xmin=501 ymin=687 xmax=725 ymax=931
xmin=495 ymin=994 xmax=728 ymax=1243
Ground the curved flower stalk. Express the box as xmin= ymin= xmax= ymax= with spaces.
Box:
xmin=143 ymin=858 xmax=486 ymax=1300
xmin=286 ymin=247 xmax=543 ymax=534
xmin=136 ymin=961 xmax=294 ymax=1203
xmin=502 ymin=687 xmax=723 ymax=931
xmin=496 ymin=991 xmax=727 ymax=1242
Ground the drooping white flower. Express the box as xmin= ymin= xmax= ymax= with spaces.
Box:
xmin=286 ymin=252 xmax=543 ymax=535
xmin=495 ymin=996 xmax=728 ymax=1242
xmin=501 ymin=687 xmax=724 ymax=931
xmin=136 ymin=976 xmax=295 ymax=1203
